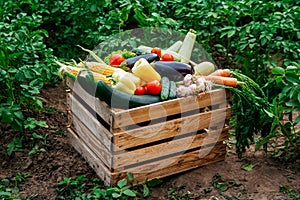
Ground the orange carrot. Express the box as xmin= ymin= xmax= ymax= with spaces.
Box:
xmin=208 ymin=69 xmax=231 ymax=77
xmin=203 ymin=75 xmax=238 ymax=87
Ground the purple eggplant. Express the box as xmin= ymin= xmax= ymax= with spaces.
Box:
xmin=121 ymin=53 xmax=160 ymax=69
xmin=153 ymin=61 xmax=194 ymax=81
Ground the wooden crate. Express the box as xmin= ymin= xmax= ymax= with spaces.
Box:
xmin=65 ymin=77 xmax=231 ymax=186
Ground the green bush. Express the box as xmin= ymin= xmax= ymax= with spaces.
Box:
xmin=167 ymin=0 xmax=300 ymax=83
xmin=257 ymin=62 xmax=300 ymax=160
xmin=0 ymin=1 xmax=57 ymax=154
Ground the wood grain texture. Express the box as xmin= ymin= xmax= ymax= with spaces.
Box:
xmin=67 ymin=128 xmax=113 ymax=185
xmin=111 ymin=141 xmax=227 ymax=185
xmin=66 ymin=77 xmax=115 ymax=126
xmin=113 ymin=128 xmax=228 ymax=169
xmin=65 ymin=79 xmax=231 ymax=186
xmin=112 ymin=88 xmax=229 ymax=129
xmin=113 ymin=107 xmax=230 ymax=150
xmin=67 ymin=94 xmax=113 ymax=151
xmin=71 ymin=115 xmax=113 ymax=169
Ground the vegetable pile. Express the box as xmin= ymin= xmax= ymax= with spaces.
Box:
xmin=57 ymin=29 xmax=275 ymax=157
xmin=57 ymin=30 xmax=241 ymax=109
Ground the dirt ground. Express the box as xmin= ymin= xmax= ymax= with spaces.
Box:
xmin=0 ymin=82 xmax=299 ymax=200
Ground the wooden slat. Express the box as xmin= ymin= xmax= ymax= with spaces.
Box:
xmin=110 ymin=141 xmax=227 ymax=185
xmin=67 ymin=128 xmax=113 ymax=185
xmin=113 ymin=128 xmax=228 ymax=169
xmin=67 ymin=94 xmax=113 ymax=151
xmin=112 ymin=88 xmax=229 ymax=129
xmin=113 ymin=107 xmax=230 ymax=150
xmin=66 ymin=77 xmax=114 ymax=126
xmin=71 ymin=115 xmax=113 ymax=168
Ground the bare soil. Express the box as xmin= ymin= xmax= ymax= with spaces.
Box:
xmin=0 ymin=82 xmax=299 ymax=200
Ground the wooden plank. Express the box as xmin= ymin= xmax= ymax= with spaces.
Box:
xmin=112 ymin=88 xmax=229 ymax=128
xmin=66 ymin=77 xmax=114 ymax=126
xmin=67 ymin=128 xmax=113 ymax=186
xmin=113 ymin=127 xmax=228 ymax=169
xmin=113 ymin=107 xmax=230 ymax=150
xmin=71 ymin=115 xmax=113 ymax=169
xmin=111 ymin=141 xmax=227 ymax=185
xmin=67 ymin=94 xmax=113 ymax=151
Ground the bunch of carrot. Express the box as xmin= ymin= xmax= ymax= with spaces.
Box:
xmin=198 ymin=69 xmax=239 ymax=87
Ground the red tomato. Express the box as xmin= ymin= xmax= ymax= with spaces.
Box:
xmin=143 ymin=85 xmax=150 ymax=95
xmin=161 ymin=53 xmax=174 ymax=61
xmin=134 ymin=86 xmax=145 ymax=95
xmin=151 ymin=47 xmax=162 ymax=57
xmin=109 ymin=54 xmax=125 ymax=66
xmin=146 ymin=80 xmax=162 ymax=95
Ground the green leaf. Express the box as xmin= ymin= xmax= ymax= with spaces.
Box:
xmin=286 ymin=65 xmax=298 ymax=71
xmin=261 ymin=37 xmax=267 ymax=46
xmin=127 ymin=172 xmax=134 ymax=181
xmin=227 ymin=29 xmax=236 ymax=38
xmin=285 ymin=74 xmax=300 ymax=84
xmin=13 ymin=111 xmax=24 ymax=120
xmin=112 ymin=193 xmax=121 ymax=198
xmin=275 ymin=76 xmax=283 ymax=83
xmin=272 ymin=67 xmax=285 ymax=75
xmin=295 ymin=115 xmax=300 ymax=124
xmin=285 ymin=100 xmax=299 ymax=107
xmin=143 ymin=184 xmax=150 ymax=197
xmin=241 ymin=163 xmax=255 ymax=171
xmin=117 ymin=178 xmax=127 ymax=188
xmin=24 ymin=118 xmax=47 ymax=130
xmin=263 ymin=108 xmax=274 ymax=118
xmin=1 ymin=109 xmax=13 ymax=123
xmin=146 ymin=178 xmax=163 ymax=187
xmin=7 ymin=138 xmax=23 ymax=156
xmin=123 ymin=189 xmax=136 ymax=197
xmin=249 ymin=43 xmax=256 ymax=49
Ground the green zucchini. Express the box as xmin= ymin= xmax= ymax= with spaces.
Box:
xmin=77 ymin=70 xmax=160 ymax=109
xmin=160 ymin=76 xmax=170 ymax=101
xmin=169 ymin=81 xmax=177 ymax=99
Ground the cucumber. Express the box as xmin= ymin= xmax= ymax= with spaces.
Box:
xmin=77 ymin=70 xmax=160 ymax=109
xmin=160 ymin=76 xmax=170 ymax=101
xmin=169 ymin=81 xmax=177 ymax=99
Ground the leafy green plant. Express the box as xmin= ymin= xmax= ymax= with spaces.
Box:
xmin=56 ymin=175 xmax=87 ymax=199
xmin=7 ymin=138 xmax=23 ymax=156
xmin=257 ymin=62 xmax=300 ymax=160
xmin=100 ymin=178 xmax=136 ymax=199
xmin=55 ymin=173 xmax=164 ymax=200
xmin=0 ymin=178 xmax=21 ymax=200
xmin=210 ymin=174 xmax=244 ymax=199
xmin=55 ymin=173 xmax=137 ymax=200
xmin=279 ymin=184 xmax=300 ymax=199
xmin=0 ymin=172 xmax=32 ymax=200
xmin=0 ymin=1 xmax=57 ymax=154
